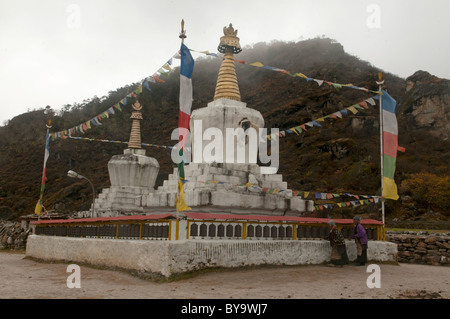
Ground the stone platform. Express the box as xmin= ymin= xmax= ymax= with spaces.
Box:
xmin=26 ymin=235 xmax=397 ymax=278
xmin=92 ymin=162 xmax=313 ymax=217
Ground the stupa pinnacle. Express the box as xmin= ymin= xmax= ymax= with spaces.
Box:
xmin=128 ymin=100 xmax=143 ymax=149
xmin=214 ymin=23 xmax=242 ymax=101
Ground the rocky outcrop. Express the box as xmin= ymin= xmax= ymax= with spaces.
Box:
xmin=403 ymin=70 xmax=450 ymax=140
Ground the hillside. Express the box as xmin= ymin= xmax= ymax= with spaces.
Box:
xmin=0 ymin=38 xmax=448 ymax=227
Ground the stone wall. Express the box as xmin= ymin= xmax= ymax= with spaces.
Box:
xmin=387 ymin=232 xmax=450 ymax=266
xmin=0 ymin=221 xmax=30 ymax=250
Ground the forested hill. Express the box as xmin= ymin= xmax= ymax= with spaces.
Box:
xmin=0 ymin=37 xmax=448 ymax=225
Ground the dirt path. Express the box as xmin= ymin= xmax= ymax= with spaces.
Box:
xmin=0 ymin=251 xmax=448 ymax=299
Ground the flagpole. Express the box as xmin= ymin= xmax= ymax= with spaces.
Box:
xmin=376 ymin=72 xmax=385 ymax=239
xmin=38 ymin=120 xmax=52 ymax=221
xmin=176 ymin=19 xmax=186 ymax=221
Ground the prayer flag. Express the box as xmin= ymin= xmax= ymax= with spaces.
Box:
xmin=34 ymin=200 xmax=43 ymax=216
xmin=366 ymin=97 xmax=376 ymax=106
xmin=36 ymin=126 xmax=51 ymax=215
xmin=380 ymin=89 xmax=399 ymax=200
xmin=250 ymin=62 xmax=264 ymax=67
xmin=358 ymin=101 xmax=369 ymax=109
xmin=153 ymin=74 xmax=165 ymax=83
xmin=332 ymin=112 xmax=342 ymax=119
xmin=332 ymin=83 xmax=342 ymax=89
xmin=176 ymin=179 xmax=191 ymax=212
xmin=177 ymin=42 xmax=194 ymax=212
xmin=314 ymin=79 xmax=324 ymax=86
xmin=347 ymin=106 xmax=358 ymax=114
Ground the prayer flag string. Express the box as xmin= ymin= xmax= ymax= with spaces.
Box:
xmin=50 ymin=50 xmax=182 ymax=141
xmin=189 ymin=49 xmax=380 ymax=94
xmin=264 ymin=96 xmax=377 ymax=141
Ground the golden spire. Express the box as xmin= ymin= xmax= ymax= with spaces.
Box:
xmin=128 ymin=100 xmax=143 ymax=149
xmin=214 ymin=23 xmax=242 ymax=101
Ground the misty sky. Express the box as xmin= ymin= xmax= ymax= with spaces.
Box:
xmin=1 ymin=0 xmax=449 ymax=125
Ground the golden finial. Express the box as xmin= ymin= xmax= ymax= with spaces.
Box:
xmin=218 ymin=23 xmax=242 ymax=54
xmin=376 ymin=72 xmax=384 ymax=86
xmin=214 ymin=23 xmax=242 ymax=101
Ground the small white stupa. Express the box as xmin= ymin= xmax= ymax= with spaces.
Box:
xmin=93 ymin=100 xmax=160 ymax=214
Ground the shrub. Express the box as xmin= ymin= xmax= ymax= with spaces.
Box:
xmin=400 ymin=173 xmax=450 ymax=215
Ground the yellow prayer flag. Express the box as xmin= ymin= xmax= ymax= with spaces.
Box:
xmin=347 ymin=106 xmax=358 ymax=114
xmin=249 ymin=62 xmax=264 ymax=67
xmin=34 ymin=200 xmax=42 ymax=216
xmin=316 ymin=117 xmax=325 ymax=122
xmin=303 ymin=191 xmax=309 ymax=199
xmin=177 ymin=179 xmax=192 ymax=212
xmin=383 ymin=176 xmax=399 ymax=200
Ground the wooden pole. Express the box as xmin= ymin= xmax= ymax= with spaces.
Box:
xmin=376 ymin=72 xmax=386 ymax=239
xmin=176 ymin=19 xmax=186 ymax=222
xmin=37 ymin=120 xmax=52 ymax=221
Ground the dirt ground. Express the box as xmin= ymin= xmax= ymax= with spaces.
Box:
xmin=0 ymin=251 xmax=448 ymax=300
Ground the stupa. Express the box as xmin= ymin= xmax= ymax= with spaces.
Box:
xmin=93 ymin=100 xmax=160 ymax=214
xmin=89 ymin=24 xmax=313 ymax=217
xmin=139 ymin=23 xmax=314 ymax=215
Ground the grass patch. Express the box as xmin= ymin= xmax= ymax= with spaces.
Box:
xmin=0 ymin=248 xmax=26 ymax=254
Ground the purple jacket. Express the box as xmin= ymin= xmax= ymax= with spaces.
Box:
xmin=351 ymin=223 xmax=368 ymax=245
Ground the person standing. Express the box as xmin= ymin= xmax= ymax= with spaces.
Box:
xmin=326 ymin=220 xmax=349 ymax=266
xmin=351 ymin=216 xmax=368 ymax=266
